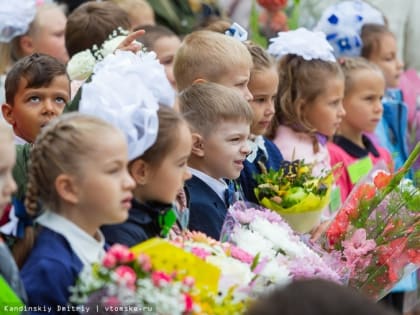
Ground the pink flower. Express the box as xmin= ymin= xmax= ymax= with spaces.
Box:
xmin=190 ymin=247 xmax=211 ymax=260
xmin=137 ymin=253 xmax=152 ymax=272
xmin=183 ymin=293 xmax=194 ymax=312
xmin=230 ymin=245 xmax=254 ymax=264
xmin=115 ymin=266 xmax=137 ymax=290
xmin=183 ymin=276 xmax=195 ymax=288
xmin=107 ymin=244 xmax=135 ymax=263
xmin=104 ymin=296 xmax=120 ymax=307
xmin=102 ymin=252 xmax=117 ymax=268
xmin=151 ymin=271 xmax=172 ymax=287
xmin=342 ymin=229 xmax=376 ymax=277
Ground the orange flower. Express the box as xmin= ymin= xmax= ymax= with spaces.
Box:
xmin=373 ymin=171 xmax=393 ymax=189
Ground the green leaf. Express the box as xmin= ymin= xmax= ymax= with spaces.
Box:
xmin=249 ymin=0 xmax=268 ymax=48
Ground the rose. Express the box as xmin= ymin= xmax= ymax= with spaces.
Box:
xmin=66 ymin=49 xmax=96 ymax=81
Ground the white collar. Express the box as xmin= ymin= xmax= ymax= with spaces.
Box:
xmin=14 ymin=135 xmax=27 ymax=145
xmin=189 ymin=167 xmax=228 ymax=203
xmin=246 ymin=135 xmax=268 ymax=163
xmin=36 ymin=212 xmax=105 ymax=267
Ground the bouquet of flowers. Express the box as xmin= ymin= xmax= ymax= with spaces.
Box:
xmin=171 ymin=230 xmax=261 ymax=310
xmin=221 ymin=201 xmax=342 ymax=293
xmin=70 ymin=240 xmax=245 ymax=314
xmin=254 ymin=159 xmax=334 ymax=232
xmin=325 ymin=142 xmax=420 ymax=300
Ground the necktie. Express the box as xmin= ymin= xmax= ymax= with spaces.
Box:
xmin=224 ymin=180 xmax=236 ymax=206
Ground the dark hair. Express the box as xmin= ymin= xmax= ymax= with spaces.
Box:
xmin=135 ymin=24 xmax=178 ymax=51
xmin=65 ymin=1 xmax=131 ymax=57
xmin=135 ymin=105 xmax=186 ymax=167
xmin=361 ymin=23 xmax=393 ymax=59
xmin=5 ymin=53 xmax=69 ymax=105
xmin=245 ymin=279 xmax=398 ymax=315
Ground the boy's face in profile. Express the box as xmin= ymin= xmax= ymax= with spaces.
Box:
xmin=216 ymin=64 xmax=253 ymax=102
xmin=1 ymin=75 xmax=70 ymax=143
xmin=200 ymin=120 xmax=250 ymax=180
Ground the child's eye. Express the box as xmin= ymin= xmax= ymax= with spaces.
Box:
xmin=28 ymin=96 xmax=40 ymax=103
xmin=253 ymin=97 xmax=266 ymax=104
xmin=55 ymin=97 xmax=67 ymax=104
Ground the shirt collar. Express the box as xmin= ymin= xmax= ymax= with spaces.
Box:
xmin=333 ymin=134 xmax=380 ymax=158
xmin=188 ymin=167 xmax=228 ymax=203
xmin=246 ymin=135 xmax=268 ymax=163
xmin=14 ymin=135 xmax=27 ymax=145
xmin=36 ymin=211 xmax=105 ymax=267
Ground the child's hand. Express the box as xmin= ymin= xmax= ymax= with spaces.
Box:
xmin=310 ymin=220 xmax=331 ymax=242
xmin=116 ymin=29 xmax=145 ymax=54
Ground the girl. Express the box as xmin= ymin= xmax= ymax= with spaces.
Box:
xmin=0 ymin=122 xmax=27 ymax=304
xmin=101 ymin=106 xmax=192 ymax=246
xmin=239 ymin=41 xmax=284 ymax=204
xmin=20 ymin=113 xmax=135 ymax=311
xmin=361 ymin=23 xmax=409 ymax=172
xmin=328 ymin=57 xmax=393 ymax=202
xmin=268 ymin=29 xmax=346 ymax=177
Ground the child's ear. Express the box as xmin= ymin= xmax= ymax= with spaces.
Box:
xmin=19 ymin=35 xmax=35 ymax=56
xmin=192 ymin=78 xmax=208 ymax=85
xmin=191 ymin=133 xmax=205 ymax=157
xmin=129 ymin=159 xmax=149 ymax=185
xmin=1 ymin=103 xmax=15 ymax=126
xmin=55 ymin=174 xmax=79 ymax=205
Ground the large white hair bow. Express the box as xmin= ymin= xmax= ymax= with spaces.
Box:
xmin=79 ymin=50 xmax=175 ymax=161
xmin=0 ymin=0 xmax=36 ymax=42
xmin=314 ymin=0 xmax=385 ymax=57
xmin=268 ymin=27 xmax=336 ymax=62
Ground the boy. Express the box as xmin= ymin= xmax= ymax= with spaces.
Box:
xmin=173 ymin=30 xmax=253 ymax=101
xmin=179 ymin=82 xmax=253 ymax=240
xmin=1 ymin=53 xmax=70 ymax=144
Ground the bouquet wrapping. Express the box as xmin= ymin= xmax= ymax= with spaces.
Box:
xmin=254 ymin=160 xmax=334 ymax=233
xmin=325 ymin=143 xmax=420 ymax=300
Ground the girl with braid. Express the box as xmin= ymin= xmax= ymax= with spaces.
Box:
xmin=20 ymin=113 xmax=135 ymax=313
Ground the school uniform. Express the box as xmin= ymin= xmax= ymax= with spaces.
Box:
xmin=185 ymin=169 xmax=233 ymax=240
xmin=328 ymin=135 xmax=392 ymax=202
xmin=239 ymin=136 xmax=283 ymax=204
xmin=21 ymin=212 xmax=105 ymax=315
xmin=101 ymin=199 xmax=173 ymax=247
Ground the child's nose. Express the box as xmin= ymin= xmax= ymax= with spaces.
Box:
xmin=183 ymin=168 xmax=192 ymax=181
xmin=244 ymin=87 xmax=253 ymax=102
xmin=3 ymin=175 xmax=17 ymax=197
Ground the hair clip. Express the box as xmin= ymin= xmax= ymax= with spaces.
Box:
xmin=225 ymin=22 xmax=248 ymax=42
xmin=0 ymin=0 xmax=36 ymax=43
xmin=268 ymin=27 xmax=336 ymax=62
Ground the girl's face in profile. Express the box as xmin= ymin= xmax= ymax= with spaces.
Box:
xmin=0 ymin=135 xmax=17 ymax=213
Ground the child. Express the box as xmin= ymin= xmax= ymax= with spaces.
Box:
xmin=20 ymin=113 xmax=135 ymax=312
xmin=101 ymin=106 xmax=192 ymax=246
xmin=0 ymin=2 xmax=68 ymax=105
xmin=245 ymin=279 xmax=398 ymax=315
xmin=239 ymin=41 xmax=284 ymax=204
xmin=360 ymin=23 xmax=409 ymax=171
xmin=0 ymin=122 xmax=27 ymax=305
xmin=173 ymin=30 xmax=253 ymax=101
xmin=328 ymin=57 xmax=393 ymax=202
xmin=136 ymin=24 xmax=181 ymax=90
xmin=179 ymin=82 xmax=253 ymax=240
xmin=111 ymin=0 xmax=155 ymax=29
xmin=1 ymin=53 xmax=70 ymax=144
xmin=268 ymin=28 xmax=345 ymax=178
xmin=65 ymin=1 xmax=131 ymax=59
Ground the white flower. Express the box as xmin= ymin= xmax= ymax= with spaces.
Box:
xmin=101 ymin=35 xmax=127 ymax=58
xmin=66 ymin=49 xmax=96 ymax=81
xmin=231 ymin=227 xmax=276 ymax=258
xmin=259 ymin=260 xmax=291 ymax=285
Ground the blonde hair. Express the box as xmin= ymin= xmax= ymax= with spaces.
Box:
xmin=179 ymin=82 xmax=253 ymax=136
xmin=110 ymin=0 xmax=155 ymax=28
xmin=268 ymin=55 xmax=343 ymax=150
xmin=0 ymin=3 xmax=65 ymax=74
xmin=245 ymin=41 xmax=275 ymax=74
xmin=173 ymin=30 xmax=252 ymax=91
xmin=339 ymin=57 xmax=383 ymax=96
